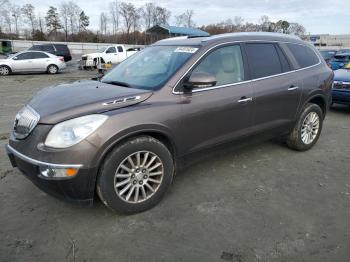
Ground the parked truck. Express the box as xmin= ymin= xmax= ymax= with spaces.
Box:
xmin=80 ymin=45 xmax=140 ymax=68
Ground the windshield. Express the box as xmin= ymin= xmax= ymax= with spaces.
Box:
xmin=98 ymin=47 xmax=107 ymax=53
xmin=101 ymin=45 xmax=199 ymax=90
xmin=332 ymin=55 xmax=349 ymax=62
xmin=320 ymin=51 xmax=336 ymax=60
xmin=28 ymin=45 xmax=41 ymax=51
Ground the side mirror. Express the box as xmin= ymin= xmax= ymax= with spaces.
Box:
xmin=12 ymin=56 xmax=18 ymax=60
xmin=184 ymin=72 xmax=217 ymax=91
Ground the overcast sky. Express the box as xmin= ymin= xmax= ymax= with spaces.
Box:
xmin=15 ymin=0 xmax=350 ymax=34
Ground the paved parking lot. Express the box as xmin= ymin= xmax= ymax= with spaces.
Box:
xmin=0 ymin=65 xmax=349 ymax=261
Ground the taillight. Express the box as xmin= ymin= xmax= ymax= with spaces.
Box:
xmin=59 ymin=57 xmax=64 ymax=62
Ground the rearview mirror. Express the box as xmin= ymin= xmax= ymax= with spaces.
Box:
xmin=184 ymin=72 xmax=217 ymax=91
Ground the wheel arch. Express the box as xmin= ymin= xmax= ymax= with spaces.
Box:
xmin=0 ymin=64 xmax=12 ymax=73
xmin=95 ymin=128 xmax=177 ymax=173
xmin=91 ymin=129 xmax=177 ymax=199
xmin=305 ymin=94 xmax=327 ymax=118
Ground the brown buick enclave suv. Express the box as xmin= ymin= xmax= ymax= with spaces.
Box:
xmin=6 ymin=33 xmax=333 ymax=214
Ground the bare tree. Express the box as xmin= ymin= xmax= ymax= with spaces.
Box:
xmin=286 ymin=23 xmax=306 ymax=36
xmin=259 ymin=15 xmax=270 ymax=31
xmin=11 ymin=4 xmax=22 ymax=35
xmin=175 ymin=9 xmax=195 ymax=28
xmin=119 ymin=2 xmax=136 ymax=40
xmin=2 ymin=8 xmax=12 ymax=33
xmin=109 ymin=0 xmax=120 ymax=35
xmin=67 ymin=1 xmax=82 ymax=34
xmin=140 ymin=2 xmax=156 ymax=30
xmin=37 ymin=14 xmax=45 ymax=33
xmin=234 ymin=16 xmax=244 ymax=31
xmin=60 ymin=2 xmax=70 ymax=40
xmin=21 ymin=4 xmax=36 ymax=36
xmin=99 ymin=12 xmax=108 ymax=35
xmin=152 ymin=6 xmax=171 ymax=26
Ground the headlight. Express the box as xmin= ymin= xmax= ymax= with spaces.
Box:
xmin=45 ymin=115 xmax=108 ymax=148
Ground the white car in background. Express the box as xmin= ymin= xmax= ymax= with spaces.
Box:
xmin=81 ymin=45 xmax=140 ymax=67
xmin=0 ymin=51 xmax=66 ymax=75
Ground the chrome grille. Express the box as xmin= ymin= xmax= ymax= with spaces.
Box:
xmin=333 ymin=81 xmax=350 ymax=90
xmin=13 ymin=106 xmax=40 ymax=139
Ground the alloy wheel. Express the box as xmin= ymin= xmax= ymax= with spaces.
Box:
xmin=301 ymin=111 xmax=320 ymax=144
xmin=114 ymin=151 xmax=164 ymax=203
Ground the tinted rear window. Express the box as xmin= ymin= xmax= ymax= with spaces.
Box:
xmin=245 ymin=43 xmax=285 ymax=79
xmin=42 ymin=45 xmax=55 ymax=52
xmin=54 ymin=44 xmax=69 ymax=52
xmin=286 ymin=44 xmax=319 ymax=68
xmin=29 ymin=45 xmax=42 ymax=51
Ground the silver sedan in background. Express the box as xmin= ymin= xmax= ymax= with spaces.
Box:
xmin=0 ymin=51 xmax=66 ymax=75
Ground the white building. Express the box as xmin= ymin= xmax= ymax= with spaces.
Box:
xmin=305 ymin=34 xmax=350 ymax=49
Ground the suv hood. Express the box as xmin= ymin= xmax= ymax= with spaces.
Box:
xmin=334 ymin=69 xmax=350 ymax=82
xmin=28 ymin=80 xmax=152 ymax=124
xmin=82 ymin=53 xmax=100 ymax=58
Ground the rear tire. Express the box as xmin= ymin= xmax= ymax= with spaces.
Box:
xmin=47 ymin=64 xmax=58 ymax=74
xmin=0 ymin=65 xmax=11 ymax=76
xmin=286 ymin=103 xmax=323 ymax=151
xmin=97 ymin=136 xmax=174 ymax=214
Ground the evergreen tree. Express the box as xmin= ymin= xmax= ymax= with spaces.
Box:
xmin=45 ymin=6 xmax=62 ymax=36
xmin=79 ymin=11 xmax=89 ymax=32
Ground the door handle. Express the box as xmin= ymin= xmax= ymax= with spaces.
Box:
xmin=288 ymin=86 xmax=299 ymax=91
xmin=238 ymin=97 xmax=253 ymax=103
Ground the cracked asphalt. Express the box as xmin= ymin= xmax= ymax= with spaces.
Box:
xmin=0 ymin=61 xmax=350 ymax=261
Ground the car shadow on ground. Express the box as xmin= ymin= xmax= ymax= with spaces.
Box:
xmin=330 ymin=104 xmax=350 ymax=114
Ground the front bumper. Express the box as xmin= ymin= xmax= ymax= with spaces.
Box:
xmin=79 ymin=58 xmax=94 ymax=67
xmin=332 ymin=89 xmax=350 ymax=105
xmin=5 ymin=144 xmax=97 ymax=205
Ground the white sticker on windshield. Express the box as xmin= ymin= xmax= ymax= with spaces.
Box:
xmin=174 ymin=47 xmax=198 ymax=53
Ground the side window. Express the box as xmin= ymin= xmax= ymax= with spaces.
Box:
xmin=191 ymin=45 xmax=245 ymax=87
xmin=245 ymin=43 xmax=284 ymax=79
xmin=14 ymin=53 xmax=32 ymax=60
xmin=286 ymin=43 xmax=319 ymax=69
xmin=275 ymin=45 xmax=291 ymax=72
xmin=32 ymin=52 xmax=49 ymax=59
xmin=117 ymin=46 xmax=124 ymax=52
xmin=29 ymin=45 xmax=42 ymax=51
xmin=42 ymin=45 xmax=55 ymax=52
xmin=106 ymin=47 xmax=116 ymax=53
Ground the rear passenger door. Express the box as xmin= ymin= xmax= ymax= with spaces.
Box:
xmin=31 ymin=52 xmax=50 ymax=71
xmin=244 ymin=42 xmax=302 ymax=132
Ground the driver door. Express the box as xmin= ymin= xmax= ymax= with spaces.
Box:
xmin=105 ymin=47 xmax=117 ymax=63
xmin=178 ymin=44 xmax=254 ymax=154
xmin=11 ymin=52 xmax=34 ymax=72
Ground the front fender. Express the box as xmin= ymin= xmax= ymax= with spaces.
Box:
xmin=88 ymin=123 xmax=177 ymax=169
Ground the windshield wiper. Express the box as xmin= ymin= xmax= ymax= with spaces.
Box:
xmin=102 ymin=80 xmax=132 ymax=88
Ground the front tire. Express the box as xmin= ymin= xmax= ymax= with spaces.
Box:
xmin=47 ymin=64 xmax=58 ymax=74
xmin=286 ymin=103 xmax=323 ymax=151
xmin=97 ymin=136 xmax=174 ymax=214
xmin=0 ymin=65 xmax=11 ymax=76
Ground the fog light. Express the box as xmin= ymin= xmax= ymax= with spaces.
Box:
xmin=39 ymin=166 xmax=79 ymax=179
